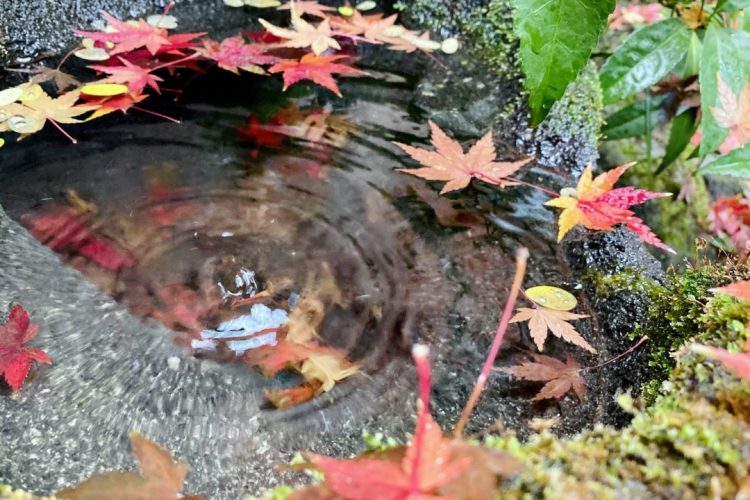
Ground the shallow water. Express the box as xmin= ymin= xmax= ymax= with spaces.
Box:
xmin=0 ymin=68 xmax=577 ymax=495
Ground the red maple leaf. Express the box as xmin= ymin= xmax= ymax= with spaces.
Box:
xmin=712 ymin=280 xmax=750 ymax=301
xmin=199 ymin=36 xmax=280 ymax=74
xmin=710 ymin=196 xmax=750 ymax=254
xmin=692 ymin=338 xmax=750 ymax=382
xmin=24 ymin=208 xmax=135 ymax=271
xmin=0 ymin=304 xmax=51 ymax=393
xmin=89 ymin=57 xmax=164 ymax=94
xmin=545 ymin=163 xmax=673 ymax=252
xmin=268 ymin=53 xmax=366 ymax=97
xmin=307 ymin=346 xmax=469 ymax=499
xmin=83 ymin=92 xmax=149 ymax=120
xmin=76 ymin=11 xmax=172 ymax=56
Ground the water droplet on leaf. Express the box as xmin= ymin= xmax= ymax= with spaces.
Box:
xmin=526 ymin=286 xmax=577 ymax=311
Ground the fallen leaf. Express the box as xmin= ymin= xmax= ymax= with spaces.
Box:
xmin=83 ymin=92 xmax=150 ymax=121
xmin=58 ymin=432 xmax=196 ymax=499
xmin=691 ymin=338 xmax=750 ymax=382
xmin=500 ymin=353 xmax=586 ymax=401
xmin=3 ymin=89 xmax=96 ymax=141
xmin=268 ymin=53 xmax=365 ymax=97
xmin=437 ymin=442 xmax=520 ymax=500
xmin=26 ymin=65 xmax=81 ymax=92
xmin=300 ymin=351 xmax=359 ymax=392
xmin=524 ymin=285 xmax=577 ymax=311
xmin=395 ymin=120 xmax=532 ymax=194
xmin=75 ymin=11 xmax=171 ymax=55
xmin=259 ymin=16 xmax=340 ymax=55
xmin=0 ymin=304 xmax=51 ymax=393
xmin=277 ymin=1 xmax=335 ymax=18
xmin=711 ymin=280 xmax=750 ymax=301
xmin=199 ymin=36 xmax=280 ymax=74
xmin=88 ymin=57 xmax=165 ymax=94
xmin=265 ymin=384 xmax=316 ymax=408
xmin=677 ymin=2 xmax=708 ymax=29
xmin=511 ymin=306 xmax=593 ymax=352
xmin=545 ymin=163 xmax=673 ymax=251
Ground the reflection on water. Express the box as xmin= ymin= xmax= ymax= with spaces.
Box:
xmin=0 ymin=66 xmax=569 ymax=496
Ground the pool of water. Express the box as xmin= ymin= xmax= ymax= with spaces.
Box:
xmin=0 ymin=66 xmax=580 ymax=495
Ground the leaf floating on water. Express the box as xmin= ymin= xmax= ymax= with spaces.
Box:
xmin=440 ymin=37 xmax=460 ymax=54
xmin=356 ymin=1 xmax=377 ymax=11
xmin=259 ymin=17 xmax=340 ymax=55
xmin=81 ymin=83 xmax=129 ymax=97
xmin=338 ymin=5 xmax=355 ymax=16
xmin=146 ymin=14 xmax=178 ymax=29
xmin=0 ymin=86 xmax=23 ymax=106
xmin=395 ymin=120 xmax=533 ymax=194
xmin=500 ymin=353 xmax=586 ymax=401
xmin=223 ymin=0 xmax=245 ymax=6
xmin=268 ymin=53 xmax=366 ymax=97
xmin=27 ymin=65 xmax=81 ymax=92
xmin=74 ymin=47 xmax=112 ymax=61
xmin=246 ymin=0 xmax=282 ymax=6
xmin=277 ymin=1 xmax=335 ymax=18
xmin=0 ymin=304 xmax=51 ymax=393
xmin=525 ymin=285 xmax=577 ymax=311
xmin=0 ymin=138 xmax=4 ymax=148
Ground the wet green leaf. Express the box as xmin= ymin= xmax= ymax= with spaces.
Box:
xmin=511 ymin=0 xmax=615 ymax=125
xmin=657 ymin=107 xmax=698 ymax=174
xmin=682 ymin=31 xmax=702 ymax=78
xmin=699 ymin=25 xmax=747 ymax=157
xmin=699 ymin=142 xmax=750 ymax=178
xmin=600 ymin=19 xmax=691 ymax=105
xmin=602 ymin=95 xmax=669 ymax=141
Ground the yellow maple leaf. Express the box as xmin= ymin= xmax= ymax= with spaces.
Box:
xmin=300 ymin=352 xmax=359 ymax=392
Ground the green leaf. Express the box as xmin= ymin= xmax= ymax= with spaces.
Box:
xmin=656 ymin=107 xmax=698 ymax=174
xmin=699 ymin=25 xmax=746 ymax=157
xmin=682 ymin=31 xmax=702 ymax=78
xmin=599 ymin=19 xmax=691 ymax=105
xmin=511 ymin=0 xmax=616 ymax=125
xmin=699 ymin=142 xmax=750 ymax=177
xmin=723 ymin=0 xmax=750 ymax=11
xmin=602 ymin=95 xmax=669 ymax=140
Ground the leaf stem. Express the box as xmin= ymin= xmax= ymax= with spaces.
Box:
xmin=47 ymin=119 xmax=78 ymax=144
xmin=453 ymin=247 xmax=528 ymax=437
xmin=132 ymin=106 xmax=180 ymax=123
xmin=410 ymin=344 xmax=431 ymax=494
xmin=584 ymin=336 xmax=649 ymax=372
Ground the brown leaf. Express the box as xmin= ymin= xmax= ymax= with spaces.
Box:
xmin=57 ymin=432 xmax=196 ymax=500
xmin=28 ymin=65 xmax=81 ymax=92
xmin=712 ymin=279 xmax=750 ymax=302
xmin=511 ymin=306 xmax=594 ymax=353
xmin=265 ymin=384 xmax=316 ymax=409
xmin=131 ymin=431 xmax=187 ymax=498
xmin=57 ymin=472 xmax=150 ymax=499
xmin=395 ymin=121 xmax=532 ymax=194
xmin=500 ymin=353 xmax=586 ymax=401
xmin=438 ymin=442 xmax=520 ymax=500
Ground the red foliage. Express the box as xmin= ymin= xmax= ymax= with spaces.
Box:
xmin=76 ymin=11 xmax=173 ymax=55
xmin=710 ymin=195 xmax=750 ymax=253
xmin=199 ymin=36 xmax=280 ymax=74
xmin=268 ymin=53 xmax=366 ymax=97
xmin=89 ymin=57 xmax=164 ymax=94
xmin=0 ymin=304 xmax=51 ymax=393
xmin=24 ymin=208 xmax=135 ymax=271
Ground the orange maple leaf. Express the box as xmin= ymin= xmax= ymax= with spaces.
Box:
xmin=710 ymin=75 xmax=750 ymax=154
xmin=277 ymin=0 xmax=335 ymax=18
xmin=511 ymin=306 xmax=594 ymax=353
xmin=544 ymin=163 xmax=673 ymax=252
xmin=692 ymin=338 xmax=750 ymax=383
xmin=395 ymin=121 xmax=533 ymax=194
xmin=259 ymin=16 xmax=340 ymax=55
xmin=500 ymin=353 xmax=586 ymax=401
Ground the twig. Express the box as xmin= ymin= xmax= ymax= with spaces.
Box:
xmin=453 ymin=246 xmax=529 ymax=437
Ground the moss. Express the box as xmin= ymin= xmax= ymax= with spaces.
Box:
xmin=588 ymin=262 xmax=750 ymax=404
